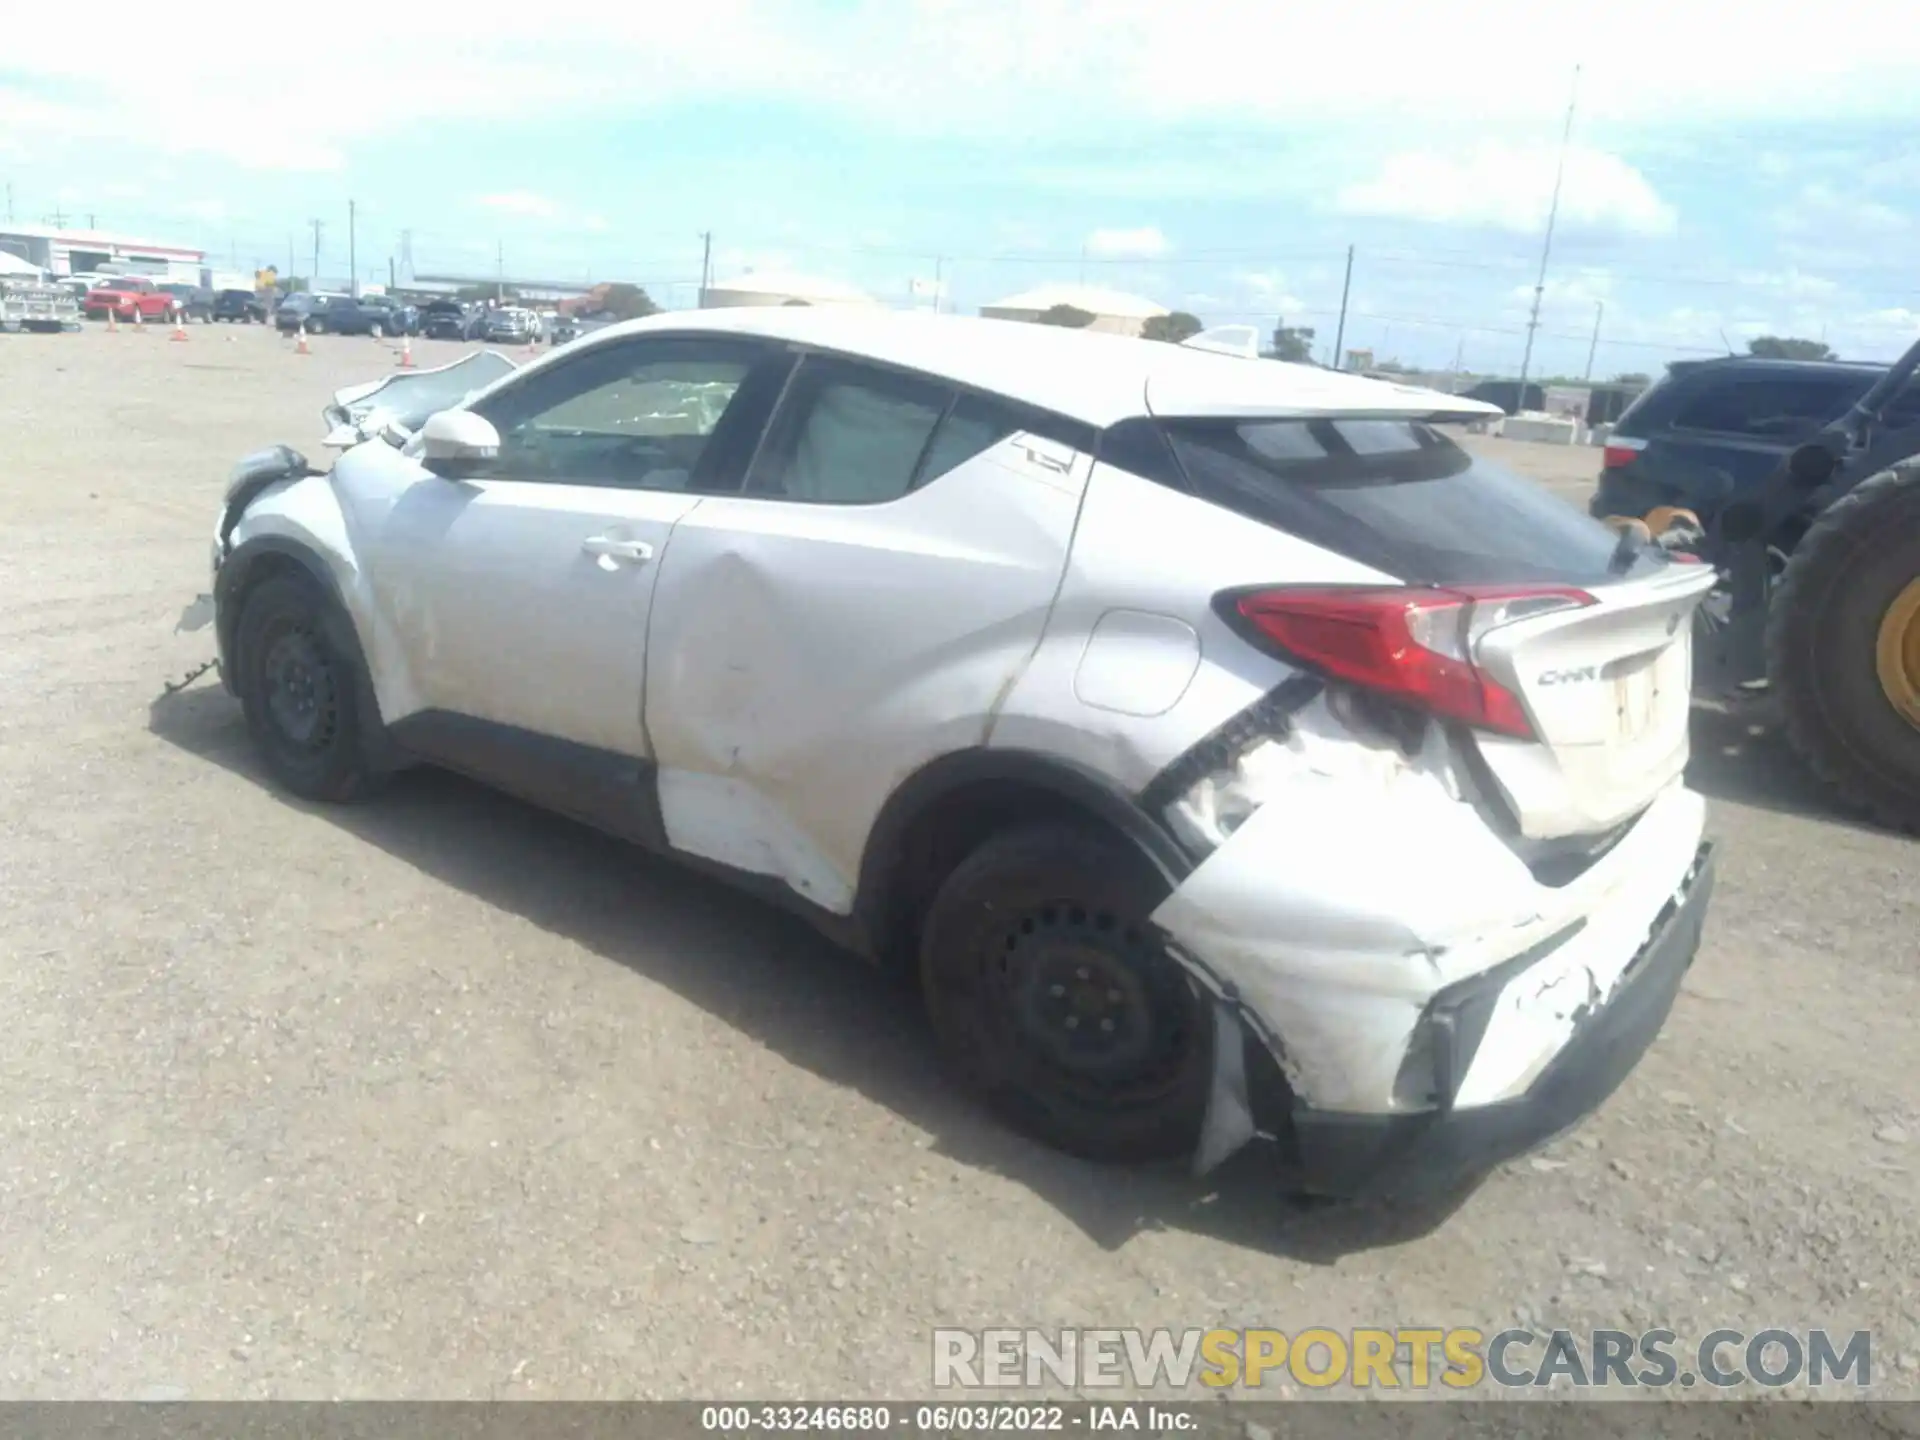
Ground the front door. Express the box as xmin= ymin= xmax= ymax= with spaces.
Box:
xmin=366 ymin=333 xmax=783 ymax=758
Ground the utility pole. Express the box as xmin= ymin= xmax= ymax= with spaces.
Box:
xmin=309 ymin=218 xmax=324 ymax=286
xmin=1518 ymin=64 xmax=1581 ymax=412
xmin=347 ymin=198 xmax=358 ymax=296
xmin=698 ymin=230 xmax=712 ymax=305
xmin=933 ymin=256 xmax=944 ymax=314
xmin=1584 ymin=300 xmax=1604 ymax=381
xmin=87 ymin=213 xmax=96 ymax=229
xmin=1331 ymin=244 xmax=1354 ymax=370
xmin=389 ymin=256 xmax=396 ymax=290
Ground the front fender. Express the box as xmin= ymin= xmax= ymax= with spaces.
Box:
xmin=220 ymin=469 xmax=426 ymax=727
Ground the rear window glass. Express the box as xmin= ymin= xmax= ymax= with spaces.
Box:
xmin=1161 ymin=418 xmax=1656 ymax=585
xmin=1669 ymin=375 xmax=1864 ymax=438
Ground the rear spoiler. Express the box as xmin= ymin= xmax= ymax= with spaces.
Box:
xmin=1160 ymin=335 xmax=1506 ymax=424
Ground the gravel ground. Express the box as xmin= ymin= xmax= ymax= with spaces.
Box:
xmin=1 ymin=323 xmax=1916 ymax=1403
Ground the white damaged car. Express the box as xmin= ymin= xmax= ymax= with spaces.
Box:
xmin=183 ymin=307 xmax=1717 ymax=1198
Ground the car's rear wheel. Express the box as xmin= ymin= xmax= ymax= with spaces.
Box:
xmin=919 ymin=822 xmax=1212 ymax=1164
xmin=235 ymin=574 xmax=384 ymax=804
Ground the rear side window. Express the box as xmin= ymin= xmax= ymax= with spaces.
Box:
xmin=1668 ymin=375 xmax=1864 ymax=439
xmin=747 ymin=356 xmax=951 ymax=503
xmin=1162 ymin=417 xmax=1649 ymax=585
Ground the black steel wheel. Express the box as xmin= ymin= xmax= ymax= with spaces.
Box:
xmin=919 ymin=823 xmax=1211 ymax=1164
xmin=235 ymin=573 xmax=383 ymax=803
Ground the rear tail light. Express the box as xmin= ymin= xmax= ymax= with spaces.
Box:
xmin=1221 ymin=585 xmax=1596 ymax=740
xmin=1602 ymin=436 xmax=1648 ymax=469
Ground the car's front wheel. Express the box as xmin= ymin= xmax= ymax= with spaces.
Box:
xmin=919 ymin=822 xmax=1212 ymax=1164
xmin=235 ymin=574 xmax=384 ymax=804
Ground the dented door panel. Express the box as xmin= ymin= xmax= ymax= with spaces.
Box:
xmin=643 ymin=438 xmax=1093 ymax=912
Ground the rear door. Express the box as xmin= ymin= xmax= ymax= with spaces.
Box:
xmin=643 ymin=355 xmax=1096 ymax=911
xmin=1158 ymin=415 xmax=1717 ymax=839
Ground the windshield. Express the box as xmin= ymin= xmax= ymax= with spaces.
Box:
xmin=1161 ymin=417 xmax=1665 ymax=586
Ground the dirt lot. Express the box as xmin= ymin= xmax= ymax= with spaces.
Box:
xmin=2 ymin=323 xmax=1917 ymax=1401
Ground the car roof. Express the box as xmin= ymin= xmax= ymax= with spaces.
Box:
xmin=1668 ymin=355 xmax=1886 ymax=380
xmin=561 ymin=307 xmax=1503 ymax=427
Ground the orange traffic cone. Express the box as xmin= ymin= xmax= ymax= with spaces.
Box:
xmin=295 ymin=325 xmax=311 ymax=356
xmin=106 ymin=307 xmax=119 ymax=334
xmin=169 ymin=311 xmax=189 ymax=342
xmin=397 ymin=334 xmax=415 ymax=368
xmin=133 ymin=308 xmax=145 ymax=333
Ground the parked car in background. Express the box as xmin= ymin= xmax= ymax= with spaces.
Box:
xmin=1591 ymin=356 xmax=1920 ymax=538
xmin=159 ymin=283 xmax=215 ymax=322
xmin=194 ymin=306 xmax=1718 ymax=1199
xmin=275 ymin=292 xmax=344 ymax=333
xmin=212 ymin=288 xmax=269 ymax=323
xmin=84 ymin=275 xmax=176 ymax=323
xmin=1 ymin=274 xmax=80 ymax=332
xmin=420 ymin=299 xmax=484 ymax=341
xmin=482 ymin=306 xmax=541 ymax=344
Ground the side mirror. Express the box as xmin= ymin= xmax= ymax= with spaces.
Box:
xmin=419 ymin=409 xmax=501 ymax=479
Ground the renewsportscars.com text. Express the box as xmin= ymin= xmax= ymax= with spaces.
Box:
xmin=931 ymin=1327 xmax=1873 ymax=1391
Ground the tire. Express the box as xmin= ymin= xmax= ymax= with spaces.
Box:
xmin=919 ymin=822 xmax=1212 ymax=1164
xmin=234 ymin=573 xmax=384 ymax=804
xmin=1766 ymin=463 xmax=1920 ymax=834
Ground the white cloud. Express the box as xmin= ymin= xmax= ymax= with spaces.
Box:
xmin=480 ymin=191 xmax=561 ymax=219
xmin=1777 ymin=184 xmax=1911 ymax=237
xmin=1084 ymin=226 xmax=1170 ymax=258
xmin=5 ymin=0 xmax=1920 ymax=174
xmin=1336 ymin=142 xmax=1677 ymax=237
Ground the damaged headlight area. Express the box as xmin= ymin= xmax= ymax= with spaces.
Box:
xmin=217 ymin=445 xmax=320 ymax=556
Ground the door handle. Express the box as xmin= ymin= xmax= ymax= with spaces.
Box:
xmin=581 ymin=535 xmax=654 ymax=563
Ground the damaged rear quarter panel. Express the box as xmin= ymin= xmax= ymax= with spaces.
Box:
xmin=988 ymin=457 xmax=1399 ymax=795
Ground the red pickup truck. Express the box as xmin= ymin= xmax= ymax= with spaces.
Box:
xmin=84 ymin=276 xmax=180 ymax=323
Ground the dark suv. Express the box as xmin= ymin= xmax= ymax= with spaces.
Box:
xmin=212 ymin=288 xmax=268 ymax=323
xmin=420 ymin=299 xmax=482 ymax=340
xmin=1593 ymin=356 xmax=1920 ymax=531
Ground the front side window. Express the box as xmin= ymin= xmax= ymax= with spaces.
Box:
xmin=470 ymin=338 xmax=764 ymax=490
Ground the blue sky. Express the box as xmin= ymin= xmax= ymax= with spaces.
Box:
xmin=5 ymin=0 xmax=1918 ymax=376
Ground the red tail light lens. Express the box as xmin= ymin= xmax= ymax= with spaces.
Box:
xmin=1602 ymin=437 xmax=1648 ymax=469
xmin=1225 ymin=585 xmax=1596 ymax=740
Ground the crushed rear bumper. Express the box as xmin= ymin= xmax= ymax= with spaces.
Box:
xmin=1225 ymin=841 xmax=1715 ymax=1199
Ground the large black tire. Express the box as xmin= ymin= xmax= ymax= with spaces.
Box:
xmin=1766 ymin=463 xmax=1920 ymax=834
xmin=234 ymin=573 xmax=384 ymax=804
xmin=919 ymin=823 xmax=1211 ymax=1164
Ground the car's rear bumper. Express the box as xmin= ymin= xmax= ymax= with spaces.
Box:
xmin=1268 ymin=842 xmax=1714 ymax=1198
